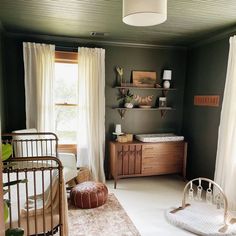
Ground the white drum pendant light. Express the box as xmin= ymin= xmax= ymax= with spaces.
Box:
xmin=123 ymin=0 xmax=167 ymax=27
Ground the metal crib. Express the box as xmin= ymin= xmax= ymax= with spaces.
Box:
xmin=2 ymin=132 xmax=65 ymax=236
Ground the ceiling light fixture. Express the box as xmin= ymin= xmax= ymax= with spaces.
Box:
xmin=122 ymin=0 xmax=167 ymax=27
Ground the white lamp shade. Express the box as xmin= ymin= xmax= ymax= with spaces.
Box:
xmin=163 ymin=70 xmax=172 ymax=80
xmin=123 ymin=0 xmax=167 ymax=27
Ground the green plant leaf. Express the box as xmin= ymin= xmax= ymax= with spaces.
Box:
xmin=5 ymin=228 xmax=24 ymax=236
xmin=117 ymin=89 xmax=134 ymax=104
xmin=4 ymin=201 xmax=9 ymax=222
xmin=2 ymin=144 xmax=12 ymax=161
xmin=3 ymin=189 xmax=9 ymax=195
xmin=4 ymin=199 xmax=10 ymax=207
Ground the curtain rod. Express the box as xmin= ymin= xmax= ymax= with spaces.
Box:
xmin=55 ymin=45 xmax=78 ymax=51
xmin=55 ymin=45 xmax=103 ymax=52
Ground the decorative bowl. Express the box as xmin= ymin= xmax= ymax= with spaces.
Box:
xmin=124 ymin=103 xmax=134 ymax=108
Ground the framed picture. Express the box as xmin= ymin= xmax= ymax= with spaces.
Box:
xmin=132 ymin=71 xmax=157 ymax=87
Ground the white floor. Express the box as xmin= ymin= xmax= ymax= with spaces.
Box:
xmin=107 ymin=175 xmax=196 ymax=236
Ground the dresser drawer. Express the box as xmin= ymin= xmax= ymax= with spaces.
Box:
xmin=142 ymin=154 xmax=183 ymax=165
xmin=142 ymin=142 xmax=185 ymax=157
xmin=142 ymin=163 xmax=183 ymax=175
xmin=142 ymin=142 xmax=185 ymax=175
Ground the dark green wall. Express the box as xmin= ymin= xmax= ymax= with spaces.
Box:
xmin=2 ymin=34 xmax=187 ymax=175
xmin=105 ymin=46 xmax=187 ymax=174
xmin=2 ymin=35 xmax=187 ymax=135
xmin=2 ymin=35 xmax=79 ymax=131
xmin=3 ymin=36 xmax=25 ymax=131
xmin=2 ymin=31 xmax=232 ymax=179
xmin=183 ymin=37 xmax=230 ymax=179
xmin=105 ymin=46 xmax=187 ymax=137
xmin=0 ymin=24 xmax=5 ymax=132
xmin=1 ymin=32 xmax=233 ymax=179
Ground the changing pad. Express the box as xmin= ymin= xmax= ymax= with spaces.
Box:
xmin=135 ymin=133 xmax=184 ymax=142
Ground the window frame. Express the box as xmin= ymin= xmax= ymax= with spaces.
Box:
xmin=55 ymin=51 xmax=78 ymax=64
xmin=54 ymin=50 xmax=78 ymax=153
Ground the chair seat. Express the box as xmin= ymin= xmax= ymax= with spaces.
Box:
xmin=58 ymin=153 xmax=77 ymax=183
xmin=63 ymin=167 xmax=78 ymax=184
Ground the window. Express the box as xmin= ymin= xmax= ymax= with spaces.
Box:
xmin=54 ymin=51 xmax=78 ymax=146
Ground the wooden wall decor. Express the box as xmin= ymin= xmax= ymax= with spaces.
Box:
xmin=194 ymin=95 xmax=220 ymax=107
xmin=132 ymin=71 xmax=157 ymax=87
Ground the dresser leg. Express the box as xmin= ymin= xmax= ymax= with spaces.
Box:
xmin=114 ymin=178 xmax=117 ymax=189
xmin=108 ymin=172 xmax=112 ymax=180
xmin=183 ymin=142 xmax=188 ymax=181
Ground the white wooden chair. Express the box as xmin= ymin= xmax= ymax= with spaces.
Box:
xmin=12 ymin=128 xmax=77 ymax=183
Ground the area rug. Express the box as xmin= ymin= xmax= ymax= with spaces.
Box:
xmin=68 ymin=193 xmax=141 ymax=236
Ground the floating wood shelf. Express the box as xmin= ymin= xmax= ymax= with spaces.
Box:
xmin=115 ymin=86 xmax=176 ymax=96
xmin=115 ymin=86 xmax=176 ymax=90
xmin=113 ymin=107 xmax=175 ymax=119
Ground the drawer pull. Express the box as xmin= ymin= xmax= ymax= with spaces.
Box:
xmin=144 ymin=147 xmax=154 ymax=150
xmin=143 ymin=167 xmax=153 ymax=170
xmin=143 ymin=157 xmax=157 ymax=161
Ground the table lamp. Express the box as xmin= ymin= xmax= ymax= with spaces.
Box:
xmin=163 ymin=70 xmax=172 ymax=89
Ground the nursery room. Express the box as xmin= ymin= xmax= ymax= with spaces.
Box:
xmin=0 ymin=0 xmax=236 ymax=235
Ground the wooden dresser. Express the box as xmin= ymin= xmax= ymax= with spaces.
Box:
xmin=109 ymin=140 xmax=187 ymax=188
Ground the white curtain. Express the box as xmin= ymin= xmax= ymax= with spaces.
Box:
xmin=77 ymin=47 xmax=106 ymax=183
xmin=23 ymin=42 xmax=55 ymax=132
xmin=214 ymin=36 xmax=236 ymax=210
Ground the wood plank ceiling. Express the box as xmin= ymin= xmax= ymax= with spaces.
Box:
xmin=0 ymin=0 xmax=236 ymax=46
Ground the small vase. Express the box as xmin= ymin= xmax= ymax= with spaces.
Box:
xmin=163 ymin=80 xmax=170 ymax=89
xmin=124 ymin=103 xmax=133 ymax=108
xmin=120 ymin=75 xmax=123 ymax=85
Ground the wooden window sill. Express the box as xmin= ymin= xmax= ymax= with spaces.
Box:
xmin=58 ymin=144 xmax=77 ymax=155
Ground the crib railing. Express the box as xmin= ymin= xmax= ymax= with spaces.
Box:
xmin=2 ymin=132 xmax=59 ymax=158
xmin=3 ymin=156 xmax=64 ymax=235
xmin=2 ymin=133 xmax=64 ymax=236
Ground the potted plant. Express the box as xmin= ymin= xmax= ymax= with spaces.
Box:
xmin=117 ymin=89 xmax=134 ymax=108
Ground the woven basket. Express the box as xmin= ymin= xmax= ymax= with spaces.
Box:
xmin=117 ymin=135 xmax=128 ymax=143
xmin=67 ymin=167 xmax=91 ymax=187
xmin=126 ymin=134 xmax=133 ymax=142
xmin=76 ymin=167 xmax=91 ymax=183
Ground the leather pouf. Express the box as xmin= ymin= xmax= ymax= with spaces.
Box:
xmin=70 ymin=181 xmax=108 ymax=209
